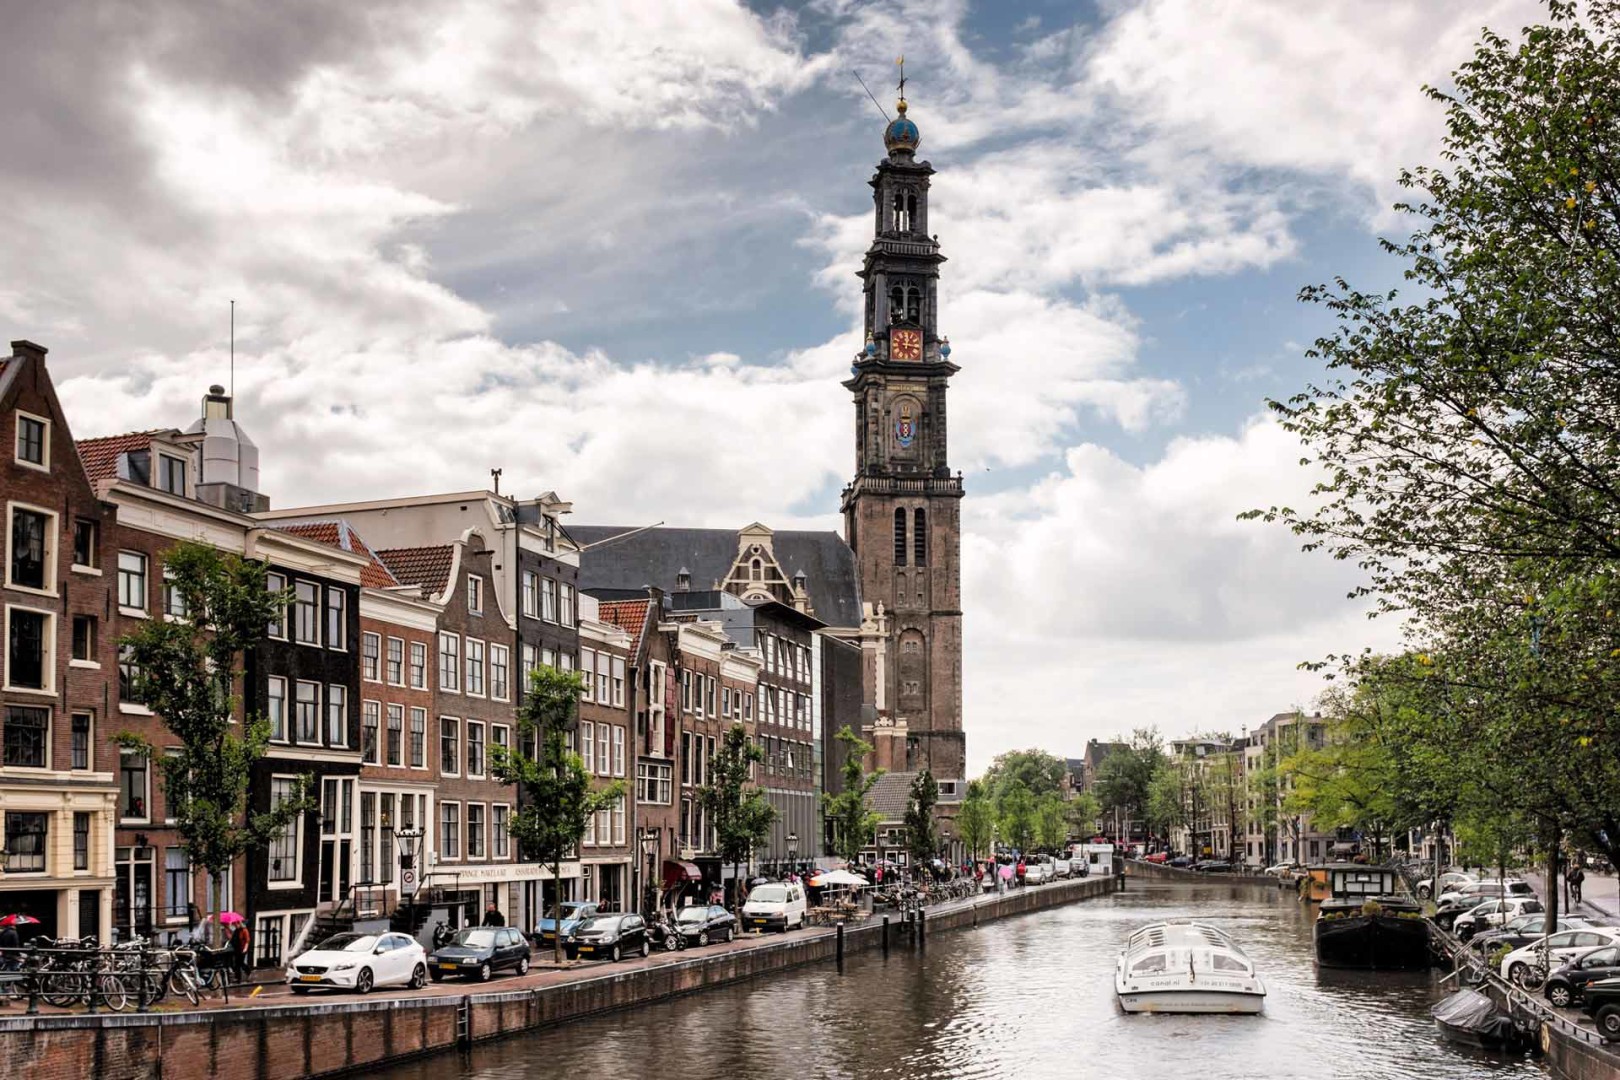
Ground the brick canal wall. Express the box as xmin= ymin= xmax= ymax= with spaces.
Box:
xmin=1124 ymin=860 xmax=1286 ymax=889
xmin=0 ymin=875 xmax=1120 ymax=1080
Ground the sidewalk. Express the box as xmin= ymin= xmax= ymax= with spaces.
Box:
xmin=1525 ymin=869 xmax=1619 ymax=924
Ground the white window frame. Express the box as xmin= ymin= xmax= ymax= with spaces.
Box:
xmin=156 ymin=452 xmax=188 ymax=497
xmin=613 ymin=797 xmax=625 ymax=846
xmin=6 ymin=503 xmax=58 ymax=597
xmin=490 ymin=644 xmax=510 ymax=702
xmin=409 ymin=640 xmax=427 ymax=689
xmin=467 ymin=575 xmax=483 ymax=616
xmin=612 ymin=657 xmax=625 ymax=708
xmin=542 ymin=578 xmax=557 ymax=623
xmin=493 ymin=803 xmax=510 ymax=859
xmin=440 ymin=800 xmax=461 ymax=861
xmin=265 ymin=572 xmax=287 ymax=638
xmin=267 ymin=676 xmax=288 ymax=742
xmin=559 ymin=583 xmax=575 ymax=627
xmin=2 ymin=604 xmax=56 ymax=695
xmin=361 ymin=632 xmax=381 ymax=681
xmin=521 ymin=571 xmax=538 ymax=618
xmin=465 ymin=638 xmax=486 ymax=697
xmin=579 ymin=650 xmax=595 ymax=701
xmin=385 ymin=636 xmax=404 ymax=686
xmin=294 ymin=680 xmax=321 ymax=744
xmin=361 ymin=700 xmax=381 ymax=764
xmin=1 ymin=703 xmax=51 ymax=771
xmin=440 ymin=716 xmax=460 ymax=777
xmin=466 ymin=720 xmax=485 ymax=779
xmin=293 ymin=580 xmax=321 ymax=646
xmin=580 ymin=721 xmax=595 ymax=774
xmin=324 ymin=587 xmax=347 ymax=652
xmin=465 ymin=801 xmax=486 ymax=860
xmin=326 ymin=683 xmax=347 ymax=748
xmin=267 ymin=774 xmax=305 ymax=888
xmin=386 ymin=703 xmax=403 ymax=766
xmin=119 ymin=748 xmax=151 ymax=824
xmin=409 ymin=707 xmax=427 ymax=769
xmin=582 ymin=804 xmax=596 ymax=847
xmin=613 ymin=724 xmax=625 ymax=778
xmin=13 ymin=409 xmax=51 ymax=473
xmin=438 ymin=632 xmax=461 ymax=693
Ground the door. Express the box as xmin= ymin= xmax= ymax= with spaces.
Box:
xmin=318 ymin=779 xmax=357 ymax=905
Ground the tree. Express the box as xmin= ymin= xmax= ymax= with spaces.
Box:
xmin=700 ymin=724 xmax=777 ymax=909
xmin=1066 ymin=790 xmax=1101 ymax=840
xmin=982 ymin=749 xmax=1067 ymax=804
xmin=903 ymin=769 xmax=939 ymax=869
xmin=1035 ymin=793 xmax=1068 ymax=852
xmin=998 ymin=780 xmax=1036 ymax=853
xmin=956 ymin=780 xmax=995 ymax=861
xmin=1146 ymin=762 xmax=1188 ymax=845
xmin=1095 ymin=729 xmax=1167 ymax=842
xmin=822 ymin=726 xmax=883 ymax=865
xmin=491 ymin=665 xmax=624 ymax=965
xmin=116 ymin=541 xmax=313 ymax=910
xmin=1246 ymin=1 xmax=1620 ymax=873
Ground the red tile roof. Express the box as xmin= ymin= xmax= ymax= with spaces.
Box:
xmin=376 ymin=545 xmax=455 ymax=597
xmin=274 ymin=520 xmax=399 ymax=590
xmin=76 ymin=432 xmax=155 ymax=483
xmin=598 ymin=598 xmax=652 ymax=658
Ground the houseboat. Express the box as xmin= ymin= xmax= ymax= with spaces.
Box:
xmin=1311 ymin=864 xmax=1430 ymax=970
xmin=1115 ymin=921 xmax=1267 ymax=1014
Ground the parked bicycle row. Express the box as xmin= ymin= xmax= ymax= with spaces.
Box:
xmin=0 ymin=936 xmax=238 ymax=1012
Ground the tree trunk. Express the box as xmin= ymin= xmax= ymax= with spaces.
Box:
xmin=553 ymin=856 xmax=564 ymax=967
xmin=1545 ymin=823 xmax=1560 ymax=937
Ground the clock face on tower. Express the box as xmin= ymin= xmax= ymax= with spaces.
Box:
xmin=889 ymin=328 xmax=922 ymax=362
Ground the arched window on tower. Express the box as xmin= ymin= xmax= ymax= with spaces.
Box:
xmin=905 ymin=192 xmax=918 ymax=232
xmin=913 ymin=508 xmax=927 ymax=566
xmin=750 ymin=558 xmax=762 ymax=581
xmin=905 ymin=286 xmax=921 ymax=323
xmin=889 ymin=284 xmax=905 ymax=325
xmin=893 ymin=508 xmax=908 ymax=566
xmin=892 ymin=190 xmax=911 ymax=232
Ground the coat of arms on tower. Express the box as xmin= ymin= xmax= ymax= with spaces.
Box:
xmin=895 ymin=403 xmax=915 ymax=448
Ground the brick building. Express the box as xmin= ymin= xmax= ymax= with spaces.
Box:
xmin=576 ymin=597 xmax=632 ymax=910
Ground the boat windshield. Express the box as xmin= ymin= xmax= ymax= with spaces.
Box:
xmin=1131 ymin=954 xmax=1167 ymax=975
xmin=1211 ymin=954 xmax=1249 ymax=972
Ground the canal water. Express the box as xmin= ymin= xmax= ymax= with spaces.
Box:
xmin=376 ymin=880 xmax=1551 ymax=1079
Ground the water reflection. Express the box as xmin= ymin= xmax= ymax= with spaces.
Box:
xmin=375 ymin=882 xmax=1549 ymax=1080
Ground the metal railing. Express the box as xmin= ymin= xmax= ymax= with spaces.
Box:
xmin=0 ymin=938 xmax=239 ymax=1014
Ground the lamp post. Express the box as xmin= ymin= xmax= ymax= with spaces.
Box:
xmin=394 ymin=826 xmax=424 ymax=931
xmin=639 ymin=828 xmax=659 ymax=916
xmin=786 ymin=832 xmax=799 ymax=878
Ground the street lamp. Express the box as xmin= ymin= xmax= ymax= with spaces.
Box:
xmin=639 ymin=829 xmax=659 ymax=915
xmin=786 ymin=832 xmax=799 ymax=877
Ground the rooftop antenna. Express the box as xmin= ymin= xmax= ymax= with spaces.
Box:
xmin=229 ymin=299 xmax=235 ymax=398
xmin=491 ymin=467 xmax=502 ymax=496
xmin=852 ymin=70 xmax=891 ymax=123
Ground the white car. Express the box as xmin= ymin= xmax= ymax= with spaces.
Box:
xmin=1437 ymin=879 xmax=1534 ymax=912
xmin=1500 ymin=927 xmax=1620 ymax=987
xmin=288 ymin=931 xmax=428 ymax=994
xmin=1417 ymin=870 xmax=1476 ymax=900
xmin=1024 ymin=862 xmax=1049 ymax=885
xmin=1051 ymin=858 xmax=1072 ymax=879
xmin=1454 ymin=896 xmax=1543 ymax=940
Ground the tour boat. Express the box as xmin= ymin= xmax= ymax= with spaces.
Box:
xmin=1310 ymin=865 xmax=1430 ymax=970
xmin=1115 ymin=921 xmax=1267 ymax=1014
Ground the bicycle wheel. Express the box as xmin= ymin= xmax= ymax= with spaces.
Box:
xmin=169 ymin=968 xmax=201 ymax=1006
xmin=42 ymin=971 xmax=86 ymax=1008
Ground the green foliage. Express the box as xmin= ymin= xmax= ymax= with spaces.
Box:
xmin=956 ymin=780 xmax=995 ymax=860
xmin=116 ymin=542 xmax=312 ymax=885
xmin=1146 ymin=762 xmax=1187 ymax=837
xmin=1249 ymin=2 xmax=1620 ymax=872
xmin=1094 ymin=729 xmax=1166 ymax=835
xmin=982 ymin=749 xmax=1067 ymax=804
xmin=821 ymin=726 xmax=884 ymax=865
xmin=997 ymin=780 xmax=1036 ymax=853
xmin=1035 ymin=793 xmax=1068 ymax=851
xmin=903 ymin=769 xmax=939 ymax=866
xmin=700 ymin=724 xmax=777 ymax=900
xmin=492 ymin=665 xmax=624 ymax=961
xmin=1066 ymin=790 xmax=1101 ymax=839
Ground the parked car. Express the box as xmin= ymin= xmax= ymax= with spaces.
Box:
xmin=427 ymin=926 xmax=531 ymax=982
xmin=1051 ymin=858 xmax=1072 ymax=879
xmin=1454 ymin=897 xmax=1544 ymax=941
xmin=1144 ymin=852 xmax=1169 ymax=865
xmin=1501 ymin=928 xmax=1620 ymax=987
xmin=566 ymin=914 xmax=650 ymax=962
xmin=1194 ymin=861 xmax=1233 ymax=874
xmin=288 ymin=931 xmax=427 ymax=995
xmin=1579 ymin=977 xmax=1620 ymax=1040
xmin=1168 ymin=855 xmax=1194 ymax=868
xmin=1024 ymin=861 xmax=1049 ymax=885
xmin=675 ymin=904 xmax=736 ymax=947
xmin=742 ymin=882 xmax=809 ymax=932
xmin=1470 ymin=913 xmax=1592 ymax=955
xmin=536 ymin=901 xmax=600 ymax=945
xmin=1416 ymin=870 xmax=1477 ymax=901
xmin=1436 ymin=881 xmax=1534 ymax=928
xmin=1545 ymin=945 xmax=1620 ymax=1008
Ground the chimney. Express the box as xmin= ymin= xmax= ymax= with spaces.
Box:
xmin=10 ymin=340 xmax=47 ymax=363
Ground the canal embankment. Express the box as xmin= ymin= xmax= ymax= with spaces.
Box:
xmin=0 ymin=874 xmax=1120 ymax=1080
xmin=1124 ymin=859 xmax=1287 ymax=889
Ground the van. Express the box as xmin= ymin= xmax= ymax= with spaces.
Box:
xmin=741 ymin=882 xmax=808 ymax=932
xmin=1052 ymin=858 xmax=1072 ymax=879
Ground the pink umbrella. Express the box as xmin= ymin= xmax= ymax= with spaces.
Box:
xmin=218 ymin=911 xmax=244 ymax=925
xmin=998 ymin=865 xmax=1014 ymax=880
xmin=0 ymin=914 xmax=40 ymax=927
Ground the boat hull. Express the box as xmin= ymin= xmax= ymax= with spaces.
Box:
xmin=1116 ymin=989 xmax=1266 ymax=1015
xmin=1314 ymin=914 xmax=1430 ymax=970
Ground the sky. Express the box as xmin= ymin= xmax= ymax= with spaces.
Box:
xmin=3 ymin=0 xmax=1547 ymax=775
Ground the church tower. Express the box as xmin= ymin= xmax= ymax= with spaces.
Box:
xmin=839 ymin=87 xmax=965 ymax=783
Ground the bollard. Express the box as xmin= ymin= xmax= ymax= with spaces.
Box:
xmin=882 ymin=916 xmax=889 ymax=956
xmin=836 ymin=923 xmax=845 ymax=970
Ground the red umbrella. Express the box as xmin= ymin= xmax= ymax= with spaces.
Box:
xmin=218 ymin=911 xmax=244 ymax=925
xmin=0 ymin=914 xmax=40 ymax=927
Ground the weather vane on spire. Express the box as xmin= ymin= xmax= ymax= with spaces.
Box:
xmin=896 ymin=55 xmax=907 ymax=104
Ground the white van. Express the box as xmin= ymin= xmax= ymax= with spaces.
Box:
xmin=741 ymin=882 xmax=808 ymax=932
xmin=1051 ymin=858 xmax=1072 ymax=879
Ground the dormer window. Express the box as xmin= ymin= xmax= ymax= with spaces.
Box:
xmin=124 ymin=449 xmax=151 ymax=486
xmin=157 ymin=454 xmax=187 ymax=496
xmin=14 ymin=413 xmax=48 ymax=470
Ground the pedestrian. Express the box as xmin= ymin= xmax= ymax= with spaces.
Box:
xmin=1016 ymin=859 xmax=1027 ymax=887
xmin=1571 ymin=865 xmax=1586 ymax=904
xmin=0 ymin=922 xmax=19 ymax=973
xmin=229 ymin=920 xmax=251 ymax=985
xmin=482 ymin=903 xmax=505 ymax=927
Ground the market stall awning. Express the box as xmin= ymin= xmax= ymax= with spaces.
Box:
xmin=662 ymin=860 xmax=702 ymax=887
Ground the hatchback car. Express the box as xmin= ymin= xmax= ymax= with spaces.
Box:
xmin=1579 ymin=978 xmax=1620 ymax=1040
xmin=1545 ymin=945 xmax=1620 ymax=1008
xmin=537 ymin=901 xmax=601 ymax=945
xmin=675 ymin=904 xmax=736 ymax=947
xmin=567 ymin=914 xmax=649 ymax=962
xmin=1501 ymin=928 xmax=1620 ymax=987
xmin=288 ymin=931 xmax=427 ymax=995
xmin=428 ymin=926 xmax=532 ymax=982
xmin=1416 ymin=870 xmax=1477 ymax=901
xmin=1470 ymin=913 xmax=1591 ymax=955
xmin=1454 ymin=897 xmax=1543 ymax=941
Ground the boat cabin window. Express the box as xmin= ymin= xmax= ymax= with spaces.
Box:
xmin=1131 ymin=955 xmax=1167 ymax=975
xmin=1330 ymin=868 xmax=1394 ymax=897
xmin=1211 ymin=954 xmax=1248 ymax=973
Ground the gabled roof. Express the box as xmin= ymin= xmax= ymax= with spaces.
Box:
xmin=597 ymin=598 xmax=652 ymax=660
xmin=570 ymin=525 xmax=862 ymax=628
xmin=376 ymin=545 xmax=456 ymax=597
xmin=865 ymin=771 xmax=915 ymax=822
xmin=76 ymin=431 xmax=157 ymax=483
xmin=273 ymin=520 xmax=398 ymax=589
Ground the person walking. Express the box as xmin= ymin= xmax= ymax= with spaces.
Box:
xmin=482 ymin=903 xmax=505 ymax=927
xmin=229 ymin=920 xmax=252 ymax=985
xmin=0 ymin=922 xmax=19 ymax=973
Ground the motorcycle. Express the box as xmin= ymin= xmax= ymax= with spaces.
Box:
xmin=431 ymin=921 xmax=455 ymax=951
xmin=646 ymin=911 xmax=684 ymax=952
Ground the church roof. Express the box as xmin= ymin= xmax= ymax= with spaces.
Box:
xmin=571 ymin=525 xmax=863 ymax=629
